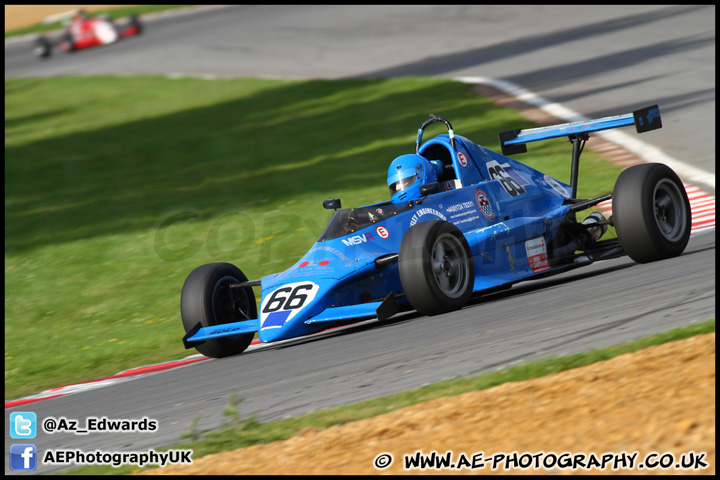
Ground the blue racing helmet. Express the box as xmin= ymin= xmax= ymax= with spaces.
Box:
xmin=387 ymin=154 xmax=438 ymax=202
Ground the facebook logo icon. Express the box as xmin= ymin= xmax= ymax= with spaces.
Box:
xmin=10 ymin=412 xmax=37 ymax=439
xmin=10 ymin=444 xmax=37 ymax=471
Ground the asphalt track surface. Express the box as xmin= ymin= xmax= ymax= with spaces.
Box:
xmin=4 ymin=5 xmax=715 ymax=474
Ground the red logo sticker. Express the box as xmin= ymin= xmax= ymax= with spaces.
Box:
xmin=458 ymin=152 xmax=468 ymax=167
xmin=525 ymin=237 xmax=550 ymax=273
xmin=475 ymin=189 xmax=495 ymax=221
xmin=299 ymin=260 xmax=330 ymax=268
xmin=376 ymin=225 xmax=390 ymax=239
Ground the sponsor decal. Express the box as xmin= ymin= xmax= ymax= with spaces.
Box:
xmin=376 ymin=225 xmax=390 ymax=239
xmin=454 ymin=215 xmax=480 ymax=225
xmin=261 ymin=282 xmax=320 ymax=329
xmin=341 ymin=232 xmax=376 ymax=246
xmin=544 ymin=174 xmax=570 ymax=198
xmin=288 ymin=246 xmax=351 ymax=277
xmin=474 ymin=189 xmax=495 ymax=221
xmin=313 ymin=245 xmax=352 ymax=265
xmin=457 ymin=152 xmax=468 ymax=167
xmin=525 ymin=236 xmax=551 ymax=273
xmin=446 ymin=201 xmax=474 ymax=214
xmin=409 ymin=208 xmax=448 ymax=226
xmin=298 ymin=260 xmax=330 ymax=268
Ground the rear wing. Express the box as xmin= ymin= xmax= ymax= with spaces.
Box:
xmin=498 ymin=105 xmax=661 ymax=156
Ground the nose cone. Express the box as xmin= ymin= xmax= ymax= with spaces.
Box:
xmin=257 ymin=280 xmax=327 ymax=343
xmin=255 ymin=226 xmax=395 ymax=343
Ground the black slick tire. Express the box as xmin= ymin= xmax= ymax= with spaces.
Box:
xmin=398 ymin=220 xmax=474 ymax=316
xmin=612 ymin=163 xmax=691 ymax=263
xmin=181 ymin=262 xmax=256 ymax=358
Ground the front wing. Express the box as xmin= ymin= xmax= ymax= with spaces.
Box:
xmin=182 ymin=293 xmax=397 ymax=349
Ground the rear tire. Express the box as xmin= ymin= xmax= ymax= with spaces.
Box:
xmin=398 ymin=220 xmax=474 ymax=315
xmin=612 ymin=163 xmax=691 ymax=263
xmin=181 ymin=263 xmax=256 ymax=358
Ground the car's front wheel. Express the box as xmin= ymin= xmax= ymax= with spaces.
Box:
xmin=398 ymin=220 xmax=474 ymax=316
xmin=129 ymin=14 xmax=143 ymax=34
xmin=181 ymin=262 xmax=256 ymax=358
xmin=34 ymin=36 xmax=52 ymax=58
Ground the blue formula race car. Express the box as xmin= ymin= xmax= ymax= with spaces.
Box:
xmin=181 ymin=106 xmax=691 ymax=358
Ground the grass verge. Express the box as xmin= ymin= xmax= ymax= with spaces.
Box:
xmin=5 ymin=75 xmax=621 ymax=400
xmin=62 ymin=319 xmax=714 ymax=475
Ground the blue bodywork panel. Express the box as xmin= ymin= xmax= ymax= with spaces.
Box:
xmin=186 ymin=136 xmax=572 ymax=346
xmin=306 ymin=301 xmax=384 ymax=324
xmin=184 ymin=107 xmax=660 ymax=348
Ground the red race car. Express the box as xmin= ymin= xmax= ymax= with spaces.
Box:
xmin=34 ymin=9 xmax=143 ymax=59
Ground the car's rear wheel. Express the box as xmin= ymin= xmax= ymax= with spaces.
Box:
xmin=398 ymin=220 xmax=474 ymax=315
xmin=612 ymin=163 xmax=691 ymax=263
xmin=181 ymin=262 xmax=256 ymax=358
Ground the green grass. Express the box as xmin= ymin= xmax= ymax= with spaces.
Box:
xmin=5 ymin=75 xmax=622 ymax=400
xmin=5 ymin=5 xmax=194 ymax=39
xmin=63 ymin=319 xmax=714 ymax=475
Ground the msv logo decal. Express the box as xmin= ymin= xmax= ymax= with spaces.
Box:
xmin=260 ymin=281 xmax=320 ymax=330
xmin=341 ymin=231 xmax=384 ymax=246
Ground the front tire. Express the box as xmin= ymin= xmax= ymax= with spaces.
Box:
xmin=34 ymin=37 xmax=52 ymax=58
xmin=398 ymin=220 xmax=474 ymax=315
xmin=612 ymin=163 xmax=691 ymax=263
xmin=181 ymin=262 xmax=256 ymax=358
xmin=129 ymin=14 xmax=143 ymax=34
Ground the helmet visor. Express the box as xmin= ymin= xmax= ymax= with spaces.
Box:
xmin=388 ymin=162 xmax=424 ymax=196
xmin=389 ymin=174 xmax=418 ymax=195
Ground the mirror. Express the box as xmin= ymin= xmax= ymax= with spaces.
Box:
xmin=419 ymin=182 xmax=440 ymax=196
xmin=323 ymin=198 xmax=341 ymax=210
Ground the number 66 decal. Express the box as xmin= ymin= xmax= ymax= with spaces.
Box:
xmin=260 ymin=282 xmax=320 ymax=329
xmin=487 ymin=161 xmax=526 ymax=197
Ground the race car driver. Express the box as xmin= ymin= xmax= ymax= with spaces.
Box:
xmin=387 ymin=154 xmax=443 ymax=203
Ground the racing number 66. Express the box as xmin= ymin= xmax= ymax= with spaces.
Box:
xmin=488 ymin=164 xmax=526 ymax=197
xmin=262 ymin=284 xmax=313 ymax=313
